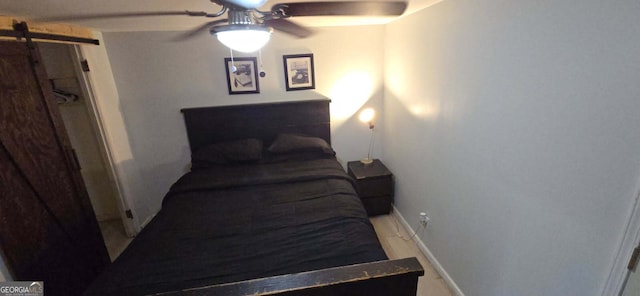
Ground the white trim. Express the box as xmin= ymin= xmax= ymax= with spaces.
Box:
xmin=392 ymin=205 xmax=465 ymax=296
xmin=601 ymin=186 xmax=640 ymax=296
xmin=70 ymin=45 xmax=138 ymax=237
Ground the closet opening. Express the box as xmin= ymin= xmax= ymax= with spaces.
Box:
xmin=39 ymin=42 xmax=133 ymax=261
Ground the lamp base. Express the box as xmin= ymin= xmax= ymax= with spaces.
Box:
xmin=360 ymin=158 xmax=373 ymax=164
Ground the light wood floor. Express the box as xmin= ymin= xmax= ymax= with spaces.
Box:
xmin=99 ymin=215 xmax=453 ymax=295
xmin=98 ymin=219 xmax=133 ymax=261
xmin=370 ymin=214 xmax=453 ymax=296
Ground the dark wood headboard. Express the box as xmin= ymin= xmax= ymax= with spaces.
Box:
xmin=181 ymin=99 xmax=331 ymax=153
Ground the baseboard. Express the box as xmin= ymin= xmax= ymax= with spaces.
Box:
xmin=392 ymin=205 xmax=465 ymax=296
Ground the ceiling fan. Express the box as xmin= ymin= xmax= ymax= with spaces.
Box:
xmin=39 ymin=0 xmax=408 ymax=52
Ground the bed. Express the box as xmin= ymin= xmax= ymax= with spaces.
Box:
xmin=83 ymin=99 xmax=423 ymax=296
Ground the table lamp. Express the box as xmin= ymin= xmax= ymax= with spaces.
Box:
xmin=359 ymin=108 xmax=375 ymax=164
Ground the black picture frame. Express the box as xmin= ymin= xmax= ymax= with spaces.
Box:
xmin=224 ymin=57 xmax=260 ymax=94
xmin=283 ymin=54 xmax=315 ymax=91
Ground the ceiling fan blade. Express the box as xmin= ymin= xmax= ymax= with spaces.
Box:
xmin=273 ymin=1 xmax=408 ymax=17
xmin=172 ymin=19 xmax=229 ymax=41
xmin=36 ymin=11 xmax=212 ymax=23
xmin=264 ymin=18 xmax=313 ymax=38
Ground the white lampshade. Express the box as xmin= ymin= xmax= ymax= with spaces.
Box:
xmin=216 ymin=28 xmax=271 ymax=53
xmin=359 ymin=108 xmax=376 ymax=123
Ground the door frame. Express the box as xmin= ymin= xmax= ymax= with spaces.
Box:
xmin=69 ymin=45 xmax=136 ymax=237
xmin=602 ymin=184 xmax=640 ymax=295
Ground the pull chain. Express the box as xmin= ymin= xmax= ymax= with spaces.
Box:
xmin=229 ymin=48 xmax=237 ymax=73
xmin=258 ymin=49 xmax=266 ymax=77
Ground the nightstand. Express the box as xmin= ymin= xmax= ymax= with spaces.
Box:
xmin=347 ymin=159 xmax=394 ymax=216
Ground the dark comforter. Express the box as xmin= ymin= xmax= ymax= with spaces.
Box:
xmin=83 ymin=158 xmax=387 ymax=295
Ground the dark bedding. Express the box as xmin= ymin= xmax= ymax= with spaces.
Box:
xmin=84 ymin=158 xmax=387 ymax=295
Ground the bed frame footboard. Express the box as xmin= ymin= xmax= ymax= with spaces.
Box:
xmin=156 ymin=257 xmax=424 ymax=296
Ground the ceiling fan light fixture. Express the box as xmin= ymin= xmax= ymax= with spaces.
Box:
xmin=223 ymin=0 xmax=268 ymax=9
xmin=213 ymin=25 xmax=272 ymax=53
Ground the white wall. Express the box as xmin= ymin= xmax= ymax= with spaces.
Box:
xmin=384 ymin=0 xmax=640 ymax=295
xmin=100 ymin=26 xmax=385 ymax=226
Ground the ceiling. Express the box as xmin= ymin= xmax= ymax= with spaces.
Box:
xmin=1 ymin=0 xmax=442 ymax=32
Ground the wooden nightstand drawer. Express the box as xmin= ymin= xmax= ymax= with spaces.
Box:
xmin=361 ymin=195 xmax=392 ymax=216
xmin=347 ymin=159 xmax=394 ymax=216
xmin=355 ymin=176 xmax=393 ymax=197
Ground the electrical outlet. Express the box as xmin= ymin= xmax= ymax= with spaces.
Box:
xmin=419 ymin=212 xmax=430 ymax=227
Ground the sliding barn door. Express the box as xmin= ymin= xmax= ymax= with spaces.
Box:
xmin=0 ymin=41 xmax=109 ymax=295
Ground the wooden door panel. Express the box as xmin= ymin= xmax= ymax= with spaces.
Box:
xmin=0 ymin=143 xmax=63 ymax=274
xmin=0 ymin=40 xmax=109 ymax=295
xmin=0 ymin=50 xmax=86 ymax=239
xmin=0 ymin=143 xmax=87 ymax=294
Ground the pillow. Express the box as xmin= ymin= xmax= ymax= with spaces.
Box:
xmin=262 ymin=150 xmax=336 ymax=164
xmin=267 ymin=133 xmax=334 ymax=155
xmin=191 ymin=138 xmax=263 ymax=168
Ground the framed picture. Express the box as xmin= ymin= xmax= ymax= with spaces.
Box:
xmin=224 ymin=57 xmax=260 ymax=94
xmin=283 ymin=54 xmax=315 ymax=91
